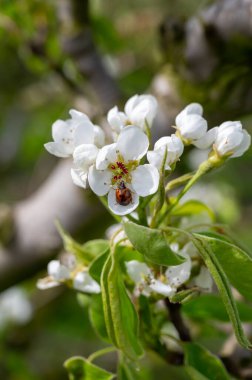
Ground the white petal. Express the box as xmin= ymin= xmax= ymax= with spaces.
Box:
xmin=44 ymin=142 xmax=72 ymax=157
xmin=107 ymin=106 xmax=127 ymax=133
xmin=88 ymin=166 xmax=111 ymax=196
xmin=124 ymin=95 xmax=139 ymax=117
xmin=71 ymin=168 xmax=88 ymax=188
xmin=116 ymin=126 xmax=149 ymax=161
xmin=94 ymin=125 xmax=105 ymax=148
xmin=129 ymin=95 xmax=158 ymax=127
xmin=69 ymin=109 xmax=90 ymax=121
xmin=108 ymin=187 xmax=139 ymax=216
xmin=175 ymin=103 xmax=203 ymax=126
xmin=216 ymin=130 xmax=243 ymax=156
xmin=96 ymin=143 xmax=117 ymax=170
xmin=73 ymin=119 xmax=95 ymax=146
xmin=165 ymin=252 xmax=191 ymax=288
xmin=194 ymin=266 xmax=213 ymax=292
xmin=37 ymin=277 xmax=60 ymax=290
xmin=218 ymin=121 xmax=242 ymax=133
xmin=193 ymin=127 xmax=218 ymax=149
xmin=73 ymin=144 xmax=98 ymax=168
xmin=231 ymin=130 xmax=251 ymax=157
xmin=73 ymin=271 xmax=101 ymax=294
xmin=149 ymin=280 xmax=176 ymax=297
xmin=131 ymin=164 xmax=159 ymax=196
xmin=52 ymin=119 xmax=74 ymax=145
xmin=125 ymin=260 xmax=151 ymax=283
xmin=177 ymin=114 xmax=208 ymax=140
xmin=147 ymin=150 xmax=164 ymax=170
xmin=47 ymin=260 xmax=70 ymax=281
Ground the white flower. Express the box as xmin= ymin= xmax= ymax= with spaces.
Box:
xmin=88 ymin=126 xmax=159 ymax=215
xmin=37 ymin=260 xmax=71 ymax=290
xmin=45 ymin=109 xmax=104 ymax=158
xmin=73 ymin=271 xmax=100 ymax=294
xmin=147 ymin=134 xmax=184 ymax=170
xmin=213 ymin=121 xmax=251 ymax=158
xmin=175 ymin=103 xmax=216 ymax=149
xmin=126 ymin=247 xmax=191 ymax=298
xmin=0 ymin=287 xmax=33 ymax=329
xmin=107 ymin=94 xmax=158 ymax=135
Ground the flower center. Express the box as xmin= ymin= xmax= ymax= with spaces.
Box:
xmin=109 ymin=157 xmax=138 ymax=185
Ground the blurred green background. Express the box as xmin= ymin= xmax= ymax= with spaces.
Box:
xmin=0 ymin=0 xmax=251 ymax=379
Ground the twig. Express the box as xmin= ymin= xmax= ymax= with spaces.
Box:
xmin=164 ymin=298 xmax=191 ymax=342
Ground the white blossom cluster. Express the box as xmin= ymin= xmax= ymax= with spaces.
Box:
xmin=45 ymin=95 xmax=251 ymax=216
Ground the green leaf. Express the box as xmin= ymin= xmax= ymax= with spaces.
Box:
xmin=89 ymin=249 xmax=110 ymax=283
xmin=89 ymin=294 xmax=109 ymax=342
xmin=170 ymin=288 xmax=200 ymax=304
xmin=171 ymin=200 xmax=215 ymax=220
xmin=64 ymin=356 xmax=115 ymax=380
xmin=185 ymin=366 xmax=209 ymax=380
xmin=56 ymin=221 xmax=109 ymax=264
xmin=124 ymin=222 xmax=185 ymax=266
xmin=194 ymin=233 xmax=252 ymax=302
xmin=184 ymin=343 xmax=230 ymax=380
xmin=183 ymin=294 xmax=252 ymax=322
xmin=101 ymin=247 xmax=144 ymax=360
xmin=190 ymin=233 xmax=252 ymax=350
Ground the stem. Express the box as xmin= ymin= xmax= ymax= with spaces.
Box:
xmin=164 ymin=298 xmax=191 ymax=342
xmin=88 ymin=346 xmax=116 ymax=362
xmin=165 ymin=172 xmax=195 ymax=192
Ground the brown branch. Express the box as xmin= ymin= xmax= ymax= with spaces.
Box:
xmin=165 ymin=298 xmax=191 ymax=342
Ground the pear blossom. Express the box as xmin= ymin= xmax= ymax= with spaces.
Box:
xmin=107 ymin=94 xmax=158 ymax=136
xmin=88 ymin=126 xmax=159 ymax=215
xmin=37 ymin=258 xmax=100 ymax=294
xmin=194 ymin=266 xmax=213 ymax=292
xmin=125 ymin=247 xmax=191 ymax=298
xmin=45 ymin=109 xmax=104 ymax=158
xmin=213 ymin=121 xmax=251 ymax=158
xmin=147 ymin=134 xmax=184 ymax=170
xmin=175 ymin=103 xmax=216 ymax=149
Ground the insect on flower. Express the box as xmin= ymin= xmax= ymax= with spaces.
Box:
xmin=115 ymin=181 xmax=133 ymax=206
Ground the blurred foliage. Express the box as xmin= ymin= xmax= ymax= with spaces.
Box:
xmin=0 ymin=0 xmax=252 ymax=379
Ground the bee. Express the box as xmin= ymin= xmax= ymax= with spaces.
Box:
xmin=115 ymin=181 xmax=132 ymax=206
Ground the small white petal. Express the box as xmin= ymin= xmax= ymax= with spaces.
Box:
xmin=73 ymin=119 xmax=95 ymax=146
xmin=88 ymin=166 xmax=111 ymax=196
xmin=193 ymin=127 xmax=218 ymax=149
xmin=96 ymin=143 xmax=117 ymax=170
xmin=73 ymin=271 xmax=101 ymax=294
xmin=71 ymin=168 xmax=88 ymax=188
xmin=218 ymin=121 xmax=242 ymax=133
xmin=69 ymin=109 xmax=90 ymax=121
xmin=108 ymin=187 xmax=139 ymax=216
xmin=125 ymin=260 xmax=151 ymax=283
xmin=52 ymin=119 xmax=73 ymax=144
xmin=165 ymin=252 xmax=191 ymax=288
xmin=127 ymin=95 xmax=158 ymax=127
xmin=124 ymin=95 xmax=139 ymax=117
xmin=117 ymin=126 xmax=149 ymax=161
xmin=94 ymin=125 xmax=105 ymax=148
xmin=48 ymin=260 xmax=70 ymax=281
xmin=149 ymin=280 xmax=176 ymax=297
xmin=131 ymin=164 xmax=159 ymax=196
xmin=175 ymin=103 xmax=203 ymax=126
xmin=37 ymin=277 xmax=60 ymax=290
xmin=107 ymin=106 xmax=127 ymax=133
xmin=44 ymin=142 xmax=72 ymax=158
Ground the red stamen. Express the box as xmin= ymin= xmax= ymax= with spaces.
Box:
xmin=111 ymin=165 xmax=116 ymax=170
